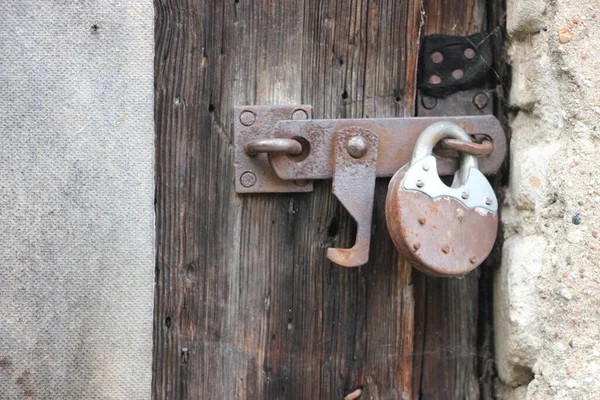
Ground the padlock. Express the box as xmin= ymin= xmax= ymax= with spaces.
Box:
xmin=385 ymin=121 xmax=498 ymax=277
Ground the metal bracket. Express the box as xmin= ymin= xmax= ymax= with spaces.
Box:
xmin=234 ymin=104 xmax=507 ymax=267
xmin=327 ymin=127 xmax=379 ymax=267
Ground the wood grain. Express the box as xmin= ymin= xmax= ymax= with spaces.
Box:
xmin=154 ymin=1 xmax=421 ymax=398
xmin=422 ymin=0 xmax=486 ymax=35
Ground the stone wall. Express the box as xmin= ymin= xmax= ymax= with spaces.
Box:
xmin=496 ymin=0 xmax=600 ymax=398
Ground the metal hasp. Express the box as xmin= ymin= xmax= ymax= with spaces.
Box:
xmin=234 ymin=105 xmax=507 ymax=267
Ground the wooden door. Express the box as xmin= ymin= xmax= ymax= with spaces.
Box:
xmin=153 ymin=0 xmax=503 ymax=398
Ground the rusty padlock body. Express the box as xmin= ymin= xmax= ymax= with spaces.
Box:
xmin=385 ymin=122 xmax=498 ymax=277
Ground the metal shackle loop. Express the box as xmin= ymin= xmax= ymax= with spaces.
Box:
xmin=245 ymin=138 xmax=304 ymax=157
xmin=411 ymin=121 xmax=478 ymax=187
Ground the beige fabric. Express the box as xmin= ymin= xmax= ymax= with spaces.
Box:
xmin=0 ymin=2 xmax=154 ymax=399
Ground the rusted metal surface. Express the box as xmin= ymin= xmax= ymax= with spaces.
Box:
xmin=385 ymin=121 xmax=498 ymax=276
xmin=386 ymin=167 xmax=498 ymax=277
xmin=244 ymin=138 xmax=303 ymax=156
xmin=438 ymin=137 xmax=493 ymax=157
xmin=234 ymin=105 xmax=313 ymax=193
xmin=344 ymin=388 xmax=363 ymax=400
xmin=417 ymin=89 xmax=494 ymax=116
xmin=268 ymin=114 xmax=506 ymax=183
xmin=235 ymin=105 xmax=505 ymax=193
xmin=327 ymin=127 xmax=379 ymax=267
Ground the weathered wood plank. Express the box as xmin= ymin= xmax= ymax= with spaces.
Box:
xmin=422 ymin=0 xmax=486 ymax=35
xmin=154 ymin=0 xmax=421 ymax=399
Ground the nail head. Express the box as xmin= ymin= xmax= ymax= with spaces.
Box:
xmin=240 ymin=110 xmax=256 ymax=126
xmin=452 ymin=69 xmax=464 ymax=80
xmin=240 ymin=171 xmax=257 ymax=187
xmin=292 ymin=109 xmax=309 ymax=120
xmin=431 ymin=51 xmax=444 ymax=63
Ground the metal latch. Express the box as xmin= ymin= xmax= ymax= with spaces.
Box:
xmin=234 ymin=105 xmax=506 ymax=267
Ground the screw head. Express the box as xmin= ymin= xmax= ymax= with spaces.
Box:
xmin=485 ymin=197 xmax=493 ymax=206
xmin=347 ymin=136 xmax=368 ymax=159
xmin=452 ymin=69 xmax=464 ymax=80
xmin=240 ymin=171 xmax=257 ymax=188
xmin=422 ymin=163 xmax=430 ymax=171
xmin=431 ymin=51 xmax=444 ymax=63
xmin=240 ymin=111 xmax=256 ymax=126
xmin=292 ymin=109 xmax=309 ymax=120
xmin=421 ymin=96 xmax=437 ymax=110
xmin=461 ymin=192 xmax=469 ymax=200
xmin=416 ymin=180 xmax=425 ymax=188
xmin=418 ymin=216 xmax=427 ymax=225
xmin=473 ymin=93 xmax=489 ymax=110
xmin=429 ymin=75 xmax=441 ymax=85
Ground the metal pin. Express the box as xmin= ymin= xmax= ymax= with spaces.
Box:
xmin=347 ymin=136 xmax=368 ymax=159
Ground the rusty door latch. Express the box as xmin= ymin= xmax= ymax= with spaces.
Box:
xmin=234 ymin=105 xmax=506 ymax=267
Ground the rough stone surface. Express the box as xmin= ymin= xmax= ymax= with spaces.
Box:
xmin=498 ymin=0 xmax=600 ymax=398
xmin=0 ymin=2 xmax=154 ymax=399
xmin=506 ymin=0 xmax=547 ymax=36
xmin=495 ymin=236 xmax=545 ymax=386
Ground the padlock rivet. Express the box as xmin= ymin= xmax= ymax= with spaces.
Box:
xmin=485 ymin=197 xmax=493 ymax=205
xmin=461 ymin=192 xmax=469 ymax=199
xmin=347 ymin=136 xmax=368 ymax=159
xmin=413 ymin=242 xmax=422 ymax=251
xmin=441 ymin=244 xmax=450 ymax=254
xmin=418 ymin=216 xmax=426 ymax=225
xmin=416 ymin=180 xmax=425 ymax=188
xmin=422 ymin=164 xmax=430 ymax=171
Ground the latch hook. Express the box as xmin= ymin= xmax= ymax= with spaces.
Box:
xmin=327 ymin=127 xmax=379 ymax=267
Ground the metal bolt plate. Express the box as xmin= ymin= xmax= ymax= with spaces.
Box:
xmin=234 ymin=105 xmax=313 ymax=193
xmin=417 ymin=89 xmax=494 ymax=117
xmin=234 ymin=105 xmax=506 ymax=194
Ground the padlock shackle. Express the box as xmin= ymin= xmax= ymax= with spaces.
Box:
xmin=411 ymin=121 xmax=478 ymax=186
